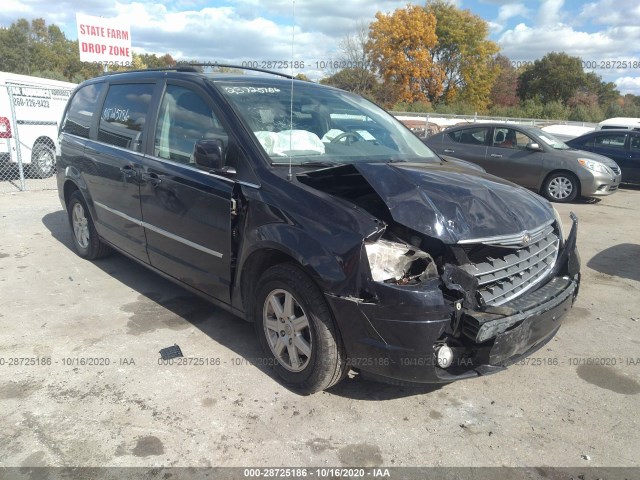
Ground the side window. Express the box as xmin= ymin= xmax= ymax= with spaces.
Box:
xmin=493 ymin=128 xmax=535 ymax=149
xmin=573 ymin=136 xmax=593 ymax=148
xmin=630 ymin=134 xmax=640 ymax=151
xmin=61 ymin=83 xmax=105 ymax=139
xmin=154 ymin=85 xmax=227 ymax=165
xmin=98 ymin=83 xmax=154 ymax=150
xmin=447 ymin=127 xmax=490 ymax=145
xmin=594 ymin=133 xmax=627 ymax=149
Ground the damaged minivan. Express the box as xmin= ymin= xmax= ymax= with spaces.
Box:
xmin=57 ymin=66 xmax=580 ymax=393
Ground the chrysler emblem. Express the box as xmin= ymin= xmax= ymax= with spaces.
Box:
xmin=521 ymin=232 xmax=531 ymax=246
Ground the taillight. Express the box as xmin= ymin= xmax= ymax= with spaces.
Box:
xmin=0 ymin=117 xmax=11 ymax=138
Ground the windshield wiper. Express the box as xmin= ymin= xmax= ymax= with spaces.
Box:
xmin=272 ymin=161 xmax=344 ymax=169
xmin=387 ymin=158 xmax=410 ymax=163
xmin=271 ymin=160 xmax=344 ymax=168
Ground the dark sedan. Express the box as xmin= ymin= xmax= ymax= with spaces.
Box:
xmin=425 ymin=123 xmax=621 ymax=202
xmin=566 ymin=129 xmax=640 ymax=185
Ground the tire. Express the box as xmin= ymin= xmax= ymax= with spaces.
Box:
xmin=67 ymin=191 xmax=112 ymax=259
xmin=30 ymin=143 xmax=56 ymax=179
xmin=253 ymin=263 xmax=347 ymax=394
xmin=542 ymin=172 xmax=579 ymax=203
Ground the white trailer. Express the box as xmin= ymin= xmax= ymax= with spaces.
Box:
xmin=0 ymin=72 xmax=76 ymax=182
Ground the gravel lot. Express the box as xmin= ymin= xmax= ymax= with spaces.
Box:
xmin=0 ymin=187 xmax=639 ymax=473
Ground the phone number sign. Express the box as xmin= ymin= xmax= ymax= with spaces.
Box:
xmin=76 ymin=13 xmax=132 ymax=64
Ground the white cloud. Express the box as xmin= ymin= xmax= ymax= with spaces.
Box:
xmin=497 ymin=0 xmax=640 ymax=86
xmin=578 ymin=0 xmax=640 ymax=26
xmin=1 ymin=0 xmax=31 ymax=16
xmin=537 ymin=0 xmax=564 ymax=27
xmin=498 ymin=23 xmax=616 ymax=61
xmin=615 ymin=76 xmax=640 ymax=95
xmin=490 ymin=3 xmax=529 ymax=34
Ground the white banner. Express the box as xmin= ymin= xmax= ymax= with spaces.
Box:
xmin=76 ymin=13 xmax=132 ymax=65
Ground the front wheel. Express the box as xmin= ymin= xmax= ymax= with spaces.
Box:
xmin=254 ymin=263 xmax=347 ymax=394
xmin=67 ymin=191 xmax=112 ymax=259
xmin=542 ymin=172 xmax=579 ymax=203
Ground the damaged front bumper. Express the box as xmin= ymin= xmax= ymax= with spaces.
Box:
xmin=325 ymin=214 xmax=581 ymax=385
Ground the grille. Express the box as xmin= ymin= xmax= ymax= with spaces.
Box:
xmin=610 ymin=166 xmax=620 ymax=175
xmin=460 ymin=223 xmax=559 ymax=306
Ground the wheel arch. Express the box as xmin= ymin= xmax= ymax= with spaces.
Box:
xmin=63 ymin=179 xmax=81 ymax=206
xmin=237 ymin=229 xmax=357 ymax=322
xmin=540 ymin=169 xmax=581 ymax=197
xmin=33 ymin=135 xmax=56 ymax=149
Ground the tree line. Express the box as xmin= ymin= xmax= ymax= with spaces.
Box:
xmin=0 ymin=18 xmax=175 ymax=82
xmin=2 ymin=5 xmax=640 ymax=122
xmin=321 ymin=1 xmax=640 ymax=122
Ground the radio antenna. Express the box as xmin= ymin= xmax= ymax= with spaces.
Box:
xmin=287 ymin=0 xmax=295 ymax=182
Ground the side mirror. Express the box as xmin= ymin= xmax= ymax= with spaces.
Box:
xmin=194 ymin=139 xmax=225 ymax=170
xmin=526 ymin=142 xmax=542 ymax=151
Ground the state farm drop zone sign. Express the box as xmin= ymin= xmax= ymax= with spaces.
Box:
xmin=76 ymin=13 xmax=132 ymax=66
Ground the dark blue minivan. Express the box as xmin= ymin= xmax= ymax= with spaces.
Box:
xmin=57 ymin=66 xmax=580 ymax=393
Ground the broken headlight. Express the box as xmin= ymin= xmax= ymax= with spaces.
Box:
xmin=552 ymin=206 xmax=565 ymax=242
xmin=365 ymin=239 xmax=437 ymax=283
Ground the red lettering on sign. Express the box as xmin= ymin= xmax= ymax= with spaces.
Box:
xmin=81 ymin=42 xmax=107 ymax=54
xmin=108 ymin=46 xmax=130 ymax=57
xmin=79 ymin=24 xmax=106 ymax=37
xmin=106 ymin=28 xmax=129 ymax=40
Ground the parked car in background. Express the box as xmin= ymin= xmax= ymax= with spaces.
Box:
xmin=566 ymin=129 xmax=640 ymax=185
xmin=596 ymin=117 xmax=640 ymax=131
xmin=425 ymin=122 xmax=621 ymax=202
xmin=57 ymin=67 xmax=580 ymax=393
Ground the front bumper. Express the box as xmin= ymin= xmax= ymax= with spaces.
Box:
xmin=326 ymin=215 xmax=581 ymax=385
xmin=580 ymin=170 xmax=621 ymax=196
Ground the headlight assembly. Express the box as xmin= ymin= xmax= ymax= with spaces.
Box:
xmin=578 ymin=158 xmax=611 ymax=175
xmin=552 ymin=206 xmax=565 ymax=241
xmin=365 ymin=239 xmax=437 ymax=283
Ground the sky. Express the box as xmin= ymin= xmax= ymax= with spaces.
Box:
xmin=2 ymin=0 xmax=640 ymax=95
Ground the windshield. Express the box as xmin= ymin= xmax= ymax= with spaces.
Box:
xmin=214 ymin=80 xmax=440 ymax=165
xmin=537 ymin=132 xmax=570 ymax=150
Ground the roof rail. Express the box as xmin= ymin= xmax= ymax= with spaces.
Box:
xmin=177 ymin=62 xmax=294 ymax=79
xmin=100 ymin=63 xmax=294 ymax=79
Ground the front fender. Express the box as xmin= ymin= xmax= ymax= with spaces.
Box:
xmin=246 ymin=222 xmax=363 ymax=291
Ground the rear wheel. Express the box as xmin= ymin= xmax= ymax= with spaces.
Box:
xmin=254 ymin=263 xmax=347 ymax=394
xmin=67 ymin=190 xmax=112 ymax=259
xmin=30 ymin=143 xmax=56 ymax=178
xmin=543 ymin=172 xmax=579 ymax=203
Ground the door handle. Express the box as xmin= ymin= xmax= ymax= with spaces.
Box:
xmin=490 ymin=154 xmax=503 ymax=158
xmin=141 ymin=172 xmax=162 ymax=186
xmin=120 ymin=166 xmax=137 ymax=178
xmin=444 ymin=149 xmax=455 ymax=153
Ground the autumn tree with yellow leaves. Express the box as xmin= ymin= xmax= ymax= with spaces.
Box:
xmin=366 ymin=5 xmax=445 ymax=105
xmin=365 ymin=2 xmax=499 ymax=111
xmin=425 ymin=1 xmax=499 ymax=110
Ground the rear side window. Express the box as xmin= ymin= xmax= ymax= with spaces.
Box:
xmin=98 ymin=83 xmax=155 ymax=150
xmin=61 ymin=83 xmax=105 ymax=139
xmin=447 ymin=127 xmax=490 ymax=146
xmin=594 ymin=133 xmax=627 ymax=149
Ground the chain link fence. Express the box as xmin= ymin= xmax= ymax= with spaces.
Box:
xmin=1 ymin=82 xmax=71 ymax=193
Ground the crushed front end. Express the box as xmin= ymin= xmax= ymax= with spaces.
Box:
xmin=326 ymin=212 xmax=580 ymax=385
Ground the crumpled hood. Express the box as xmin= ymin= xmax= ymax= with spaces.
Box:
xmin=352 ymin=162 xmax=555 ymax=244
